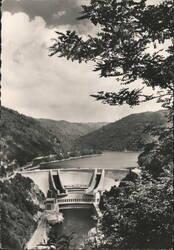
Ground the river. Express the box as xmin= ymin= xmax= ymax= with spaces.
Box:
xmin=47 ymin=151 xmax=140 ymax=249
xmin=51 ymin=209 xmax=95 ymax=249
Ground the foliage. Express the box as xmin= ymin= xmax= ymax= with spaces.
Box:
xmin=86 ymin=172 xmax=173 ymax=249
xmin=0 ymin=200 xmax=35 ymax=250
xmin=31 ymin=149 xmax=102 ymax=169
xmin=0 ymin=174 xmax=45 ymax=249
xmin=85 ymin=123 xmax=173 ymax=249
xmin=39 ymin=118 xmax=106 ymax=152
xmin=0 ymin=174 xmax=44 ymax=215
xmin=0 ymin=165 xmax=6 ymax=178
xmin=50 ymin=0 xmax=174 ymax=110
xmin=1 ymin=106 xmax=61 ymax=166
xmin=75 ymin=110 xmax=170 ymax=151
xmin=1 ymin=106 xmax=105 ymax=168
xmin=50 ymin=3 xmax=173 ymax=248
xmin=138 ymin=126 xmax=173 ymax=177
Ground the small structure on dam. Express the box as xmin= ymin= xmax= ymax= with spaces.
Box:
xmin=44 ymin=198 xmax=64 ymax=225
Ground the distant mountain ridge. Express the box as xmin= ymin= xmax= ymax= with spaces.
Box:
xmin=74 ymin=110 xmax=170 ymax=152
xmin=39 ymin=118 xmax=107 ymax=151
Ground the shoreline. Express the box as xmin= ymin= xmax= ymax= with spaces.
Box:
xmin=26 ymin=153 xmax=102 ymax=171
xmin=24 ymin=151 xmax=140 ymax=171
xmin=103 ymin=150 xmax=142 ymax=153
xmin=40 ymin=153 xmax=102 ymax=166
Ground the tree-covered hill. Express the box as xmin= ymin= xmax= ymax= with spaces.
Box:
xmin=0 ymin=174 xmax=45 ymax=250
xmin=0 ymin=106 xmax=61 ymax=166
xmin=1 ymin=107 xmax=170 ymax=167
xmin=39 ymin=118 xmax=107 ymax=151
xmin=0 ymin=106 xmax=106 ymax=166
xmin=74 ymin=110 xmax=170 ymax=152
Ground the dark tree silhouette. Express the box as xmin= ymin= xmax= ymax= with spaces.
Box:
xmin=50 ymin=0 xmax=173 ymax=111
xmin=49 ymin=1 xmax=173 ymax=249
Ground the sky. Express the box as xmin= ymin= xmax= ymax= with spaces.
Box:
xmin=2 ymin=0 xmax=165 ymax=122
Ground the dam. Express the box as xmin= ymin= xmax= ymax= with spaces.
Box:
xmin=47 ymin=169 xmax=104 ymax=213
xmin=22 ymin=168 xmax=126 ymax=215
xmin=23 ymin=152 xmax=139 ymax=249
xmin=22 ymin=168 xmax=129 ymax=196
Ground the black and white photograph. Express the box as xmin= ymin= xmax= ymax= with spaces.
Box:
xmin=0 ymin=0 xmax=173 ymax=249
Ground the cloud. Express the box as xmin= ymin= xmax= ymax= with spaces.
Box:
xmin=2 ymin=0 xmax=92 ymax=33
xmin=3 ymin=0 xmax=166 ymax=29
xmin=2 ymin=11 xmax=162 ymax=122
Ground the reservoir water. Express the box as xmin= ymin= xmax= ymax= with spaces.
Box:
xmin=42 ymin=151 xmax=140 ymax=169
xmin=46 ymin=151 xmax=140 ymax=249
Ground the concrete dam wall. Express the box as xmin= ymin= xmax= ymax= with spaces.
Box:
xmin=22 ymin=168 xmax=130 ymax=196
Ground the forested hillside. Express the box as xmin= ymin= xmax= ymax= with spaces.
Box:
xmin=0 ymin=174 xmax=45 ymax=250
xmin=0 ymin=106 xmax=61 ymax=166
xmin=1 ymin=107 xmax=170 ymax=167
xmin=39 ymin=118 xmax=106 ymax=151
xmin=75 ymin=110 xmax=170 ymax=151
xmin=0 ymin=106 xmax=105 ymax=167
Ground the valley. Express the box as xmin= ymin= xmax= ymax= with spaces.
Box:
xmin=0 ymin=106 xmax=172 ymax=250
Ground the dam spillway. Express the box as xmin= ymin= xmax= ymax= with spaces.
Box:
xmin=21 ymin=167 xmax=130 ymax=216
xmin=22 ymin=168 xmax=130 ymax=197
xmin=46 ymin=169 xmax=103 ymax=212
